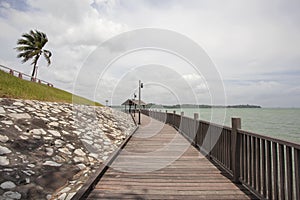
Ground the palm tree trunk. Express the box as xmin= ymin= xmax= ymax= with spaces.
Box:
xmin=31 ymin=64 xmax=36 ymax=77
xmin=31 ymin=55 xmax=40 ymax=79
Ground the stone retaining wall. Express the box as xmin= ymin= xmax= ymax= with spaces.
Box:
xmin=0 ymin=98 xmax=136 ymax=200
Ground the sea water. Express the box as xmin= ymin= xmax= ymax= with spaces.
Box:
xmin=162 ymin=108 xmax=300 ymax=144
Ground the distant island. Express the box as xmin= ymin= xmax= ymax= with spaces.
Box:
xmin=146 ymin=103 xmax=261 ymax=109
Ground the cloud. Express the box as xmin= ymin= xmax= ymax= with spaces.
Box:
xmin=0 ymin=0 xmax=299 ymax=107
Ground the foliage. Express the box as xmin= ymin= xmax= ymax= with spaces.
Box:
xmin=15 ymin=29 xmax=52 ymax=78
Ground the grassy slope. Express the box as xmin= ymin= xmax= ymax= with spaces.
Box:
xmin=0 ymin=70 xmax=102 ymax=106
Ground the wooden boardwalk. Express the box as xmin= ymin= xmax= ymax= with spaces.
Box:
xmin=87 ymin=114 xmax=257 ymax=199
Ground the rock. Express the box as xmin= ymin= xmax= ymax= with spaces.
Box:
xmin=0 ymin=107 xmax=5 ymax=114
xmin=74 ymin=149 xmax=86 ymax=156
xmin=76 ymin=163 xmax=86 ymax=170
xmin=31 ymin=129 xmax=47 ymax=135
xmin=33 ymin=135 xmax=41 ymax=139
xmin=103 ymin=156 xmax=109 ymax=160
xmin=14 ymin=125 xmax=22 ymax=131
xmin=44 ymin=136 xmax=53 ymax=140
xmin=59 ymin=186 xmax=71 ymax=193
xmin=73 ymin=156 xmax=85 ymax=163
xmin=0 ymin=135 xmax=9 ymax=143
xmin=46 ymin=148 xmax=54 ymax=156
xmin=58 ymin=147 xmax=71 ymax=155
xmin=49 ymin=117 xmax=58 ymax=121
xmin=49 ymin=122 xmax=59 ymax=127
xmin=81 ymin=139 xmax=93 ymax=145
xmin=66 ymin=144 xmax=75 ymax=149
xmin=8 ymin=113 xmax=31 ymax=119
xmin=25 ymin=106 xmax=35 ymax=111
xmin=48 ymin=130 xmax=61 ymax=137
xmin=13 ymin=102 xmax=24 ymax=106
xmin=28 ymin=164 xmax=35 ymax=168
xmin=73 ymin=130 xmax=81 ymax=135
xmin=2 ymin=120 xmax=13 ymax=125
xmin=58 ymin=193 xmax=67 ymax=200
xmin=62 ymin=130 xmax=70 ymax=135
xmin=54 ymin=139 xmax=64 ymax=147
xmin=43 ymin=161 xmax=62 ymax=167
xmin=36 ymin=113 xmax=46 ymax=117
xmin=20 ymin=135 xmax=29 ymax=140
xmin=0 ymin=181 xmax=16 ymax=189
xmin=2 ymin=191 xmax=21 ymax=199
xmin=66 ymin=192 xmax=76 ymax=200
xmin=0 ymin=146 xmax=11 ymax=155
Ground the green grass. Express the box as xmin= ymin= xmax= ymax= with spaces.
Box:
xmin=0 ymin=70 xmax=102 ymax=106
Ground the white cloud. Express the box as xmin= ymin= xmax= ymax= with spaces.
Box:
xmin=0 ymin=0 xmax=299 ymax=107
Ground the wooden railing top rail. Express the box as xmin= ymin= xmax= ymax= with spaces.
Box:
xmin=238 ymin=129 xmax=300 ymax=150
xmin=0 ymin=64 xmax=53 ymax=87
xmin=150 ymin=109 xmax=300 ymax=149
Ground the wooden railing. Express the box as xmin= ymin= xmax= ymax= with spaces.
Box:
xmin=142 ymin=109 xmax=300 ymax=200
xmin=0 ymin=64 xmax=53 ymax=87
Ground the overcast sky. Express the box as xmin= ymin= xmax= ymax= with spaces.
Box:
xmin=0 ymin=0 xmax=300 ymax=107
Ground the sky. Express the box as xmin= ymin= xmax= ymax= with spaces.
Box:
xmin=0 ymin=0 xmax=300 ymax=107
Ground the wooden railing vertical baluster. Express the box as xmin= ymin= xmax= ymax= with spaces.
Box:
xmin=231 ymin=118 xmax=241 ymax=183
xmin=194 ymin=113 xmax=199 ymax=146
xmin=279 ymin=144 xmax=285 ymax=200
xmin=266 ymin=140 xmax=272 ymax=199
xmin=261 ymin=139 xmax=267 ymax=198
xmin=253 ymin=136 xmax=256 ymax=189
xmin=294 ymin=148 xmax=300 ymax=200
xmin=256 ymin=137 xmax=261 ymax=193
xmin=240 ymin=133 xmax=244 ymax=180
xmin=244 ymin=134 xmax=248 ymax=183
xmin=286 ymin=146 xmax=293 ymax=200
xmin=272 ymin=142 xmax=279 ymax=199
xmin=249 ymin=136 xmax=253 ymax=187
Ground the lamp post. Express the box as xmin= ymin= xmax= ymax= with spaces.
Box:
xmin=138 ymin=80 xmax=143 ymax=125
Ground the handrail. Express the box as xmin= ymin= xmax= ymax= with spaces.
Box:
xmin=142 ymin=109 xmax=300 ymax=200
xmin=0 ymin=64 xmax=53 ymax=87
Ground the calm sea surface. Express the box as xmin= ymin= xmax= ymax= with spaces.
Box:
xmin=163 ymin=108 xmax=300 ymax=144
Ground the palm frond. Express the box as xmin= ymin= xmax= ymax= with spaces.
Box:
xmin=15 ymin=29 xmax=51 ymax=78
xmin=43 ymin=49 xmax=52 ymax=66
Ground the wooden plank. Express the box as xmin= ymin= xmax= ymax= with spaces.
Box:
xmin=85 ymin=114 xmax=257 ymax=199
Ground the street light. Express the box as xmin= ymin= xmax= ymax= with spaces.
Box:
xmin=138 ymin=80 xmax=143 ymax=125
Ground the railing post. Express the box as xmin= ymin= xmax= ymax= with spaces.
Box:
xmin=173 ymin=111 xmax=176 ymax=126
xmin=232 ymin=117 xmax=241 ymax=183
xmin=194 ymin=113 xmax=199 ymax=144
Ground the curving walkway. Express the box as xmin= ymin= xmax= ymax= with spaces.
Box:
xmin=87 ymin=114 xmax=257 ymax=199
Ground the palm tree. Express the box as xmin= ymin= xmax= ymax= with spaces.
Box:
xmin=15 ymin=29 xmax=52 ymax=79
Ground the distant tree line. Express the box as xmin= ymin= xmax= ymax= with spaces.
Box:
xmin=146 ymin=103 xmax=261 ymax=109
